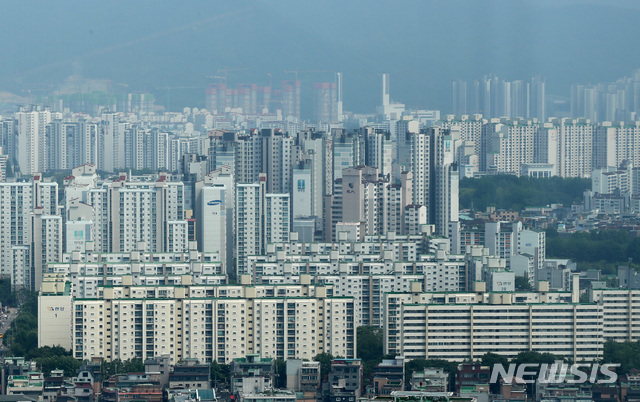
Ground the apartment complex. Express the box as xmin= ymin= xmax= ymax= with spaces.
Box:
xmin=40 ymin=277 xmax=355 ymax=364
xmin=383 ymin=280 xmax=604 ymax=362
xmin=246 ymin=235 xmax=470 ymax=327
xmin=47 ymin=246 xmax=225 ymax=298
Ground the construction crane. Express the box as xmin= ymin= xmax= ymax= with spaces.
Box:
xmin=283 ymin=69 xmax=331 ymax=82
xmin=216 ymin=67 xmax=249 ymax=83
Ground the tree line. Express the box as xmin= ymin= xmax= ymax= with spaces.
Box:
xmin=460 ymin=175 xmax=590 ymax=211
xmin=546 ymin=228 xmax=640 ymax=272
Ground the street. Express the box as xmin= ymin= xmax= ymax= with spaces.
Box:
xmin=0 ymin=307 xmax=19 ymax=350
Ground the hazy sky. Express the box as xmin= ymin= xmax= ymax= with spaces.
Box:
xmin=2 ymin=0 xmax=639 ymax=114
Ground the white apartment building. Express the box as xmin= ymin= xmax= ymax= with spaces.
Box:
xmin=363 ymin=127 xmax=393 ymax=178
xmin=410 ymin=131 xmax=431 ymax=218
xmin=48 ymin=248 xmax=225 ymax=298
xmin=100 ymin=112 xmax=128 ymax=173
xmin=535 ymin=123 xmax=559 ymax=175
xmin=40 ymin=280 xmax=355 ymax=364
xmin=516 ymin=228 xmax=546 ymax=282
xmin=292 ymin=163 xmax=313 ymax=218
xmin=339 ymin=167 xmax=412 ymax=237
xmin=265 ymin=194 xmax=290 ymax=245
xmin=64 ymin=163 xmax=99 ymax=214
xmin=590 ymin=288 xmax=640 ymax=343
xmin=261 ymin=129 xmax=294 ymax=194
xmin=31 ymin=209 xmax=63 ymax=292
xmin=0 ymin=176 xmax=59 ymax=290
xmin=341 ymin=166 xmax=379 ymax=235
xmin=236 ymin=176 xmax=291 ymax=276
xmin=404 ymin=205 xmax=428 ymax=235
xmin=484 ymin=120 xmax=537 ymax=176
xmin=594 ymin=121 xmax=640 ymax=169
xmin=384 ymin=281 xmax=603 ymax=363
xmin=432 ymin=128 xmax=459 ymax=239
xmin=245 ymin=236 xmax=478 ymax=326
xmin=395 ymin=119 xmax=419 ymax=175
xmin=556 ymin=118 xmax=594 ymax=178
xmin=332 ymin=130 xmax=364 ymax=182
xmin=85 ymin=173 xmax=187 ymax=253
xmin=439 ymin=114 xmax=483 ymax=160
xmin=197 ymin=184 xmax=227 ymax=266
xmin=296 ymin=130 xmax=332 ymax=212
xmin=409 ymin=127 xmax=459 ymax=237
xmin=16 ymin=108 xmax=58 ymax=175
xmin=236 ymin=182 xmax=263 ymax=274
xmin=234 ymin=134 xmax=263 ymax=184
xmin=9 ymin=246 xmax=30 ymax=291
xmin=196 ymin=167 xmax=235 ymax=272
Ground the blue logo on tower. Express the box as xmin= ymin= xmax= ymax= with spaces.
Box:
xmin=207 ymin=200 xmax=222 ymax=206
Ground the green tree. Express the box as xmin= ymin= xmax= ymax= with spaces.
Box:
xmin=480 ymin=352 xmax=508 ymax=368
xmin=515 ymin=276 xmax=532 ymax=291
xmin=357 ymin=326 xmax=384 ymax=382
xmin=546 ymin=229 xmax=640 ymax=267
xmin=627 ymin=237 xmax=640 ymax=264
xmin=512 ymin=351 xmax=565 ymax=365
xmin=459 ymin=175 xmax=590 ymax=211
xmin=480 ymin=352 xmax=509 ymax=394
xmin=0 ymin=278 xmax=17 ymax=307
xmin=36 ymin=355 xmax=82 ymax=376
xmin=122 ymin=358 xmax=144 ymax=373
xmin=210 ymin=361 xmax=231 ymax=388
xmin=4 ymin=293 xmax=39 ymax=357
xmin=357 ymin=326 xmax=383 ymax=362
xmin=314 ymin=353 xmax=334 ymax=381
xmin=101 ymin=358 xmax=145 ymax=378
xmin=28 ymin=346 xmax=72 ymax=359
xmin=275 ymin=359 xmax=287 ymax=388
xmin=603 ymin=340 xmax=640 ymax=375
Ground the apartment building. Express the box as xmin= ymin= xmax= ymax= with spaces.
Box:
xmin=590 ymin=288 xmax=640 ymax=343
xmin=0 ymin=175 xmax=60 ymax=290
xmin=47 ymin=247 xmax=225 ymax=298
xmin=246 ymin=237 xmax=469 ymax=326
xmin=83 ymin=172 xmax=187 ymax=253
xmin=40 ymin=279 xmax=355 ymax=364
xmin=236 ymin=175 xmax=291 ymax=276
xmin=384 ymin=280 xmax=604 ymax=363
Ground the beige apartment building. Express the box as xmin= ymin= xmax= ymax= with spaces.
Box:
xmin=40 ymin=275 xmax=355 ymax=364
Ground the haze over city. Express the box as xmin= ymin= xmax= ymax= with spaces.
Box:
xmin=2 ymin=0 xmax=640 ymax=113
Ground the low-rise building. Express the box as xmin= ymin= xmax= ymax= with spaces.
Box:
xmin=231 ymin=355 xmax=275 ymax=394
xmin=238 ymin=389 xmax=296 ymax=402
xmin=328 ymin=359 xmax=362 ymax=402
xmin=102 ymin=373 xmax=163 ymax=402
xmin=410 ymin=368 xmax=448 ymax=393
xmin=168 ymin=359 xmax=210 ymax=390
xmin=373 ymin=357 xmax=404 ymax=395
xmin=455 ymin=364 xmax=490 ymax=395
xmin=285 ymin=360 xmax=320 ymax=392
xmin=6 ymin=373 xmax=44 ymax=401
